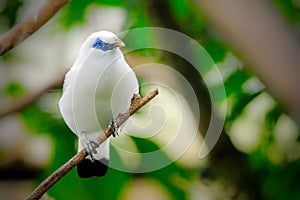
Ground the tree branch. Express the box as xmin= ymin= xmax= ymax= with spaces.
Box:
xmin=25 ymin=88 xmax=159 ymax=200
xmin=0 ymin=0 xmax=69 ymax=55
xmin=0 ymin=72 xmax=65 ymax=119
xmin=0 ymin=54 xmax=154 ymax=119
xmin=194 ymin=0 xmax=300 ymax=116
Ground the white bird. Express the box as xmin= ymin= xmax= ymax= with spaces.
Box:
xmin=59 ymin=31 xmax=139 ymax=178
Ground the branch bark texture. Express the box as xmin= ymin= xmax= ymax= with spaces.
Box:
xmin=0 ymin=73 xmax=65 ymax=119
xmin=195 ymin=0 xmax=300 ymax=117
xmin=26 ymin=88 xmax=159 ymax=200
xmin=0 ymin=0 xmax=69 ymax=55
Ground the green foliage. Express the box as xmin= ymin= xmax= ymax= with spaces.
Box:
xmin=202 ymin=40 xmax=227 ymax=64
xmin=5 ymin=81 xmax=24 ymax=97
xmin=37 ymin=0 xmax=300 ymax=198
xmin=272 ymin=0 xmax=300 ymax=23
xmin=21 ymin=105 xmax=63 ymax=135
xmin=250 ymin=150 xmax=300 ymax=200
xmin=0 ymin=0 xmax=23 ymax=32
xmin=2 ymin=0 xmax=300 ymax=199
xmin=131 ymin=137 xmax=188 ymax=199
xmin=59 ymin=0 xmax=94 ymax=29
xmin=59 ymin=0 xmax=128 ymax=29
xmin=47 ymin=145 xmax=129 ymax=200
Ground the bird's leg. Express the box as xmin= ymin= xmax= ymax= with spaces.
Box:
xmin=80 ymin=132 xmax=100 ymax=162
xmin=108 ymin=118 xmax=119 ymax=137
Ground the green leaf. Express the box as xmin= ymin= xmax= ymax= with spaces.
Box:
xmin=202 ymin=40 xmax=227 ymax=63
xmin=227 ymin=91 xmax=262 ymax=122
xmin=5 ymin=81 xmax=24 ymax=97
xmin=58 ymin=0 xmax=128 ymax=29
xmin=0 ymin=0 xmax=23 ymax=29
xmin=224 ymin=70 xmax=252 ymax=98
xmin=59 ymin=0 xmax=93 ymax=28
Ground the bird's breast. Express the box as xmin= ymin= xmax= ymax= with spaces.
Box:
xmin=60 ymin=51 xmax=139 ymax=135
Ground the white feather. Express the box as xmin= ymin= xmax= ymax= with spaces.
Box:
xmin=59 ymin=31 xmax=139 ymax=161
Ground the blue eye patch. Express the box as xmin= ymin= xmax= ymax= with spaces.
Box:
xmin=92 ymin=38 xmax=115 ymax=51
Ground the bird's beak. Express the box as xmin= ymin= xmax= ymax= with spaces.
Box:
xmin=113 ymin=39 xmax=125 ymax=48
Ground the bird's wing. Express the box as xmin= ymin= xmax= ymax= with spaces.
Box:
xmin=59 ymin=66 xmax=79 ymax=135
xmin=61 ymin=67 xmax=77 ymax=94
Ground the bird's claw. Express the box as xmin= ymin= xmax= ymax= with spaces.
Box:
xmin=108 ymin=118 xmax=119 ymax=137
xmin=86 ymin=139 xmax=100 ymax=161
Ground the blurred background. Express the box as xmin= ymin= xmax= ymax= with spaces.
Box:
xmin=1 ymin=0 xmax=300 ymax=199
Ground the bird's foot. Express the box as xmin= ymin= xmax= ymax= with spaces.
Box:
xmin=86 ymin=139 xmax=100 ymax=161
xmin=108 ymin=118 xmax=119 ymax=137
xmin=80 ymin=132 xmax=100 ymax=162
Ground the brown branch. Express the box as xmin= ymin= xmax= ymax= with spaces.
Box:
xmin=26 ymin=88 xmax=159 ymax=200
xmin=0 ymin=53 xmax=154 ymax=119
xmin=0 ymin=0 xmax=69 ymax=55
xmin=194 ymin=0 xmax=300 ymax=116
xmin=0 ymin=73 xmax=65 ymax=119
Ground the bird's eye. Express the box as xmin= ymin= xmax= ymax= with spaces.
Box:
xmin=93 ymin=38 xmax=106 ymax=50
xmin=97 ymin=41 xmax=103 ymax=47
xmin=92 ymin=38 xmax=111 ymax=51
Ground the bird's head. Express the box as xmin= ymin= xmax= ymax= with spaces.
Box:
xmin=81 ymin=31 xmax=125 ymax=54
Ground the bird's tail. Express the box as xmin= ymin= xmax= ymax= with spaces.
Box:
xmin=77 ymin=134 xmax=110 ymax=178
xmin=77 ymin=158 xmax=109 ymax=178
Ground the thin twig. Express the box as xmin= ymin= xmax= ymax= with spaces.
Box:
xmin=0 ymin=54 xmax=151 ymax=119
xmin=0 ymin=0 xmax=69 ymax=55
xmin=0 ymin=73 xmax=65 ymax=119
xmin=26 ymin=88 xmax=159 ymax=200
xmin=0 ymin=54 xmax=150 ymax=119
